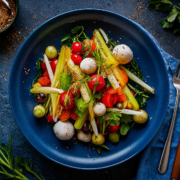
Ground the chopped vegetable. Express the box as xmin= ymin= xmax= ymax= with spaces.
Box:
xmin=59 ymin=109 xmax=71 ymax=121
xmin=60 ymin=73 xmax=72 ymax=91
xmin=30 ymin=87 xmax=64 ymax=94
xmin=106 ymin=108 xmax=143 ymax=115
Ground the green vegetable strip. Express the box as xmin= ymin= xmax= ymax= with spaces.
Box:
xmin=51 ymin=46 xmax=66 ymax=120
xmin=123 ymin=85 xmax=139 ymax=110
xmin=60 ymin=73 xmax=72 ymax=91
xmin=94 ymin=29 xmax=119 ymax=68
xmin=30 ymin=87 xmax=64 ymax=94
xmin=119 ymin=65 xmax=155 ymax=94
xmin=74 ymin=108 xmax=89 ymax=130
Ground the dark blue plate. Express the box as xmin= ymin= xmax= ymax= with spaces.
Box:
xmin=9 ymin=9 xmax=169 ymax=169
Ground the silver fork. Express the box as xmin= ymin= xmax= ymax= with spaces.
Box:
xmin=158 ymin=61 xmax=180 ymax=174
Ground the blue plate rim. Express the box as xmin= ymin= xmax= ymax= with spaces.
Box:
xmin=9 ymin=8 xmax=170 ymax=170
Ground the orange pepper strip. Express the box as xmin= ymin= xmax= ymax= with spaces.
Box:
xmin=59 ymin=109 xmax=71 ymax=121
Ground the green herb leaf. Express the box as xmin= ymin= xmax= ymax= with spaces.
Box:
xmin=92 ymin=93 xmax=102 ymax=100
xmin=121 ymin=114 xmax=133 ymax=124
xmin=98 ymin=144 xmax=110 ymax=151
xmin=0 ymin=143 xmax=8 ymax=156
xmin=15 ymin=156 xmax=27 ymax=167
xmin=167 ymin=7 xmax=179 ymax=22
xmin=60 ymin=73 xmax=72 ymax=91
xmin=105 ymin=78 xmax=111 ymax=87
xmin=109 ymin=121 xmax=115 ymax=126
xmin=71 ymin=26 xmax=84 ymax=34
xmin=108 ymin=112 xmax=122 ymax=121
xmin=120 ymin=124 xmax=130 ymax=135
xmin=61 ymin=33 xmax=71 ymax=42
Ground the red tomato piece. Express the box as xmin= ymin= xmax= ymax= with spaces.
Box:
xmin=117 ymin=92 xmax=127 ymax=103
xmin=43 ymin=70 xmax=50 ymax=79
xmin=102 ymin=93 xmax=113 ymax=107
xmin=50 ymin=59 xmax=58 ymax=74
xmin=112 ymin=93 xmax=118 ymax=105
xmin=72 ymin=42 xmax=82 ymax=53
xmin=71 ymin=54 xmax=82 ymax=65
xmin=38 ymin=77 xmax=50 ymax=86
xmin=99 ymin=85 xmax=112 ymax=95
xmin=107 ymin=124 xmax=119 ymax=132
xmin=69 ymin=87 xmax=80 ymax=96
xmin=40 ymin=62 xmax=47 ymax=72
xmin=59 ymin=91 xmax=75 ymax=109
xmin=46 ymin=114 xmax=55 ymax=123
xmin=87 ymin=74 xmax=105 ymax=91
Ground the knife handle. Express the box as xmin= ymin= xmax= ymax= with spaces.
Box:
xmin=170 ymin=138 xmax=180 ymax=180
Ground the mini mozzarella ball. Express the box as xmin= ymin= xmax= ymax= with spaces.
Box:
xmin=113 ymin=44 xmax=133 ymax=64
xmin=93 ymin=103 xmax=106 ymax=116
xmin=80 ymin=58 xmax=97 ymax=74
xmin=77 ymin=130 xmax=91 ymax=142
xmin=53 ymin=121 xmax=74 ymax=140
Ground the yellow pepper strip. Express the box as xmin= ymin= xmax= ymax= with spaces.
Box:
xmin=94 ymin=29 xmax=119 ymax=68
xmin=123 ymin=85 xmax=139 ymax=110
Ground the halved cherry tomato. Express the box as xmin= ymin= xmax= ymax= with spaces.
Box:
xmin=87 ymin=74 xmax=105 ymax=91
xmin=71 ymin=54 xmax=82 ymax=65
xmin=40 ymin=62 xmax=47 ymax=72
xmin=117 ymin=92 xmax=127 ymax=103
xmin=72 ymin=42 xmax=82 ymax=53
xmin=50 ymin=59 xmax=58 ymax=74
xmin=107 ymin=124 xmax=119 ymax=132
xmin=102 ymin=93 xmax=113 ymax=107
xmin=38 ymin=77 xmax=50 ymax=86
xmin=46 ymin=114 xmax=54 ymax=123
xmin=59 ymin=91 xmax=75 ymax=109
xmin=112 ymin=94 xmax=118 ymax=105
xmin=43 ymin=70 xmax=50 ymax=79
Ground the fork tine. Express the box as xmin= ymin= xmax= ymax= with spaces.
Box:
xmin=174 ymin=61 xmax=180 ymax=79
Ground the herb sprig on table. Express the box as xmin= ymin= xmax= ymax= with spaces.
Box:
xmin=0 ymin=134 xmax=45 ymax=180
xmin=148 ymin=0 xmax=180 ymax=33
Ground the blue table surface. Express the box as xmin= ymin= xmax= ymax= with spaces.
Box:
xmin=0 ymin=0 xmax=180 ymax=179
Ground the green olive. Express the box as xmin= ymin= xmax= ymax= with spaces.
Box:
xmin=92 ymin=133 xmax=105 ymax=145
xmin=33 ymin=105 xmax=45 ymax=118
xmin=133 ymin=110 xmax=148 ymax=124
xmin=108 ymin=132 xmax=119 ymax=143
xmin=45 ymin=46 xmax=58 ymax=60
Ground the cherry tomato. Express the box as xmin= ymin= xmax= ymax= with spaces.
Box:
xmin=87 ymin=74 xmax=105 ymax=91
xmin=102 ymin=93 xmax=113 ymax=107
xmin=72 ymin=42 xmax=82 ymax=53
xmin=69 ymin=87 xmax=80 ymax=96
xmin=107 ymin=124 xmax=119 ymax=132
xmin=82 ymin=39 xmax=96 ymax=57
xmin=112 ymin=93 xmax=118 ymax=105
xmin=50 ymin=59 xmax=58 ymax=74
xmin=46 ymin=114 xmax=55 ymax=123
xmin=38 ymin=77 xmax=50 ymax=86
xmin=59 ymin=91 xmax=75 ymax=109
xmin=40 ymin=62 xmax=47 ymax=72
xmin=43 ymin=70 xmax=50 ymax=79
xmin=71 ymin=54 xmax=82 ymax=65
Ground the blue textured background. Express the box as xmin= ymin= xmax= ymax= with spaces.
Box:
xmin=0 ymin=0 xmax=180 ymax=179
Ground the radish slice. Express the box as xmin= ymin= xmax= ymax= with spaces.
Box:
xmin=106 ymin=108 xmax=143 ymax=115
xmin=44 ymin=54 xmax=54 ymax=83
xmin=99 ymin=28 xmax=108 ymax=44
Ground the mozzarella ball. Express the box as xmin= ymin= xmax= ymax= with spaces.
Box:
xmin=80 ymin=58 xmax=97 ymax=74
xmin=93 ymin=103 xmax=106 ymax=116
xmin=53 ymin=121 xmax=74 ymax=140
xmin=77 ymin=130 xmax=91 ymax=142
xmin=113 ymin=44 xmax=133 ymax=64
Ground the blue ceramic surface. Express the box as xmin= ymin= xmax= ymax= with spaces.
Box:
xmin=9 ymin=9 xmax=169 ymax=169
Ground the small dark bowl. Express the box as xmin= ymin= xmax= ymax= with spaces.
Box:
xmin=0 ymin=0 xmax=19 ymax=34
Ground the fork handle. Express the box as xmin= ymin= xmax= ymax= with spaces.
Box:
xmin=158 ymin=90 xmax=180 ymax=174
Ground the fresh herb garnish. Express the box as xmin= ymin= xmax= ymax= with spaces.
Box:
xmin=120 ymin=124 xmax=130 ymax=135
xmin=0 ymin=133 xmax=45 ymax=180
xmin=61 ymin=26 xmax=89 ymax=47
xmin=32 ymin=58 xmax=44 ymax=86
xmin=124 ymin=58 xmax=143 ymax=80
xmin=95 ymin=144 xmax=110 ymax=155
xmin=127 ymin=83 xmax=149 ymax=108
xmin=148 ymin=0 xmax=180 ymax=33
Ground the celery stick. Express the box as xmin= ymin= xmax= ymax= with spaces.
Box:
xmin=30 ymin=87 xmax=64 ymax=94
xmin=74 ymin=109 xmax=89 ymax=130
xmin=123 ymin=85 xmax=139 ymax=110
xmin=119 ymin=65 xmax=155 ymax=94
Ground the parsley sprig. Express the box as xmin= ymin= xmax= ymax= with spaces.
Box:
xmin=148 ymin=0 xmax=180 ymax=33
xmin=0 ymin=134 xmax=45 ymax=180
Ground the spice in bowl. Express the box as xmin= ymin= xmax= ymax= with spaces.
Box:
xmin=0 ymin=0 xmax=16 ymax=31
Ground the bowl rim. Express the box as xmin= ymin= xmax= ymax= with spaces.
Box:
xmin=9 ymin=8 xmax=169 ymax=170
xmin=0 ymin=0 xmax=19 ymax=33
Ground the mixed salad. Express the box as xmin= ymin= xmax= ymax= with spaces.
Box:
xmin=30 ymin=26 xmax=154 ymax=154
